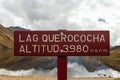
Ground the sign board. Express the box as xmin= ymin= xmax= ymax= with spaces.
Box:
xmin=14 ymin=30 xmax=110 ymax=80
xmin=14 ymin=30 xmax=110 ymax=56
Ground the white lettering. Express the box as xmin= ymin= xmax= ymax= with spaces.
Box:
xmin=100 ymin=34 xmax=105 ymax=42
xmin=19 ymin=34 xmax=25 ymax=42
xmin=42 ymin=35 xmax=48 ymax=42
xmin=19 ymin=45 xmax=25 ymax=53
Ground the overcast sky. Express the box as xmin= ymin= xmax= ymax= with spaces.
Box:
xmin=0 ymin=0 xmax=120 ymax=46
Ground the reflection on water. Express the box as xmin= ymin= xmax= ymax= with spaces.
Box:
xmin=0 ymin=49 xmax=57 ymax=71
xmin=0 ymin=48 xmax=120 ymax=73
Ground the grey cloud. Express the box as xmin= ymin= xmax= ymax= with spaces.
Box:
xmin=1 ymin=0 xmax=81 ymax=29
xmin=0 ymin=0 xmax=120 ymax=45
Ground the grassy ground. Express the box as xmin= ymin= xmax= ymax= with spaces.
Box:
xmin=97 ymin=48 xmax=120 ymax=71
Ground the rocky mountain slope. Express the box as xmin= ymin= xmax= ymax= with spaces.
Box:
xmin=98 ymin=46 xmax=120 ymax=71
xmin=0 ymin=24 xmax=13 ymax=50
xmin=0 ymin=24 xmax=56 ymax=70
xmin=0 ymin=48 xmax=57 ymax=70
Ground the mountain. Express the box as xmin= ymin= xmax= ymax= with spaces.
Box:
xmin=0 ymin=25 xmax=120 ymax=73
xmin=111 ymin=46 xmax=120 ymax=50
xmin=8 ymin=26 xmax=29 ymax=31
xmin=0 ymin=24 xmax=56 ymax=70
xmin=0 ymin=25 xmax=103 ymax=72
xmin=0 ymin=24 xmax=14 ymax=50
xmin=98 ymin=46 xmax=120 ymax=71
xmin=0 ymin=49 xmax=57 ymax=70
xmin=79 ymin=57 xmax=104 ymax=72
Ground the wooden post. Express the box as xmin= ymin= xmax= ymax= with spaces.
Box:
xmin=58 ymin=56 xmax=67 ymax=80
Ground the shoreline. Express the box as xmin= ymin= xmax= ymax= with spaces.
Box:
xmin=0 ymin=75 xmax=117 ymax=80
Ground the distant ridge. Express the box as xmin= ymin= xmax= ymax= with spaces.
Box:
xmin=8 ymin=26 xmax=29 ymax=31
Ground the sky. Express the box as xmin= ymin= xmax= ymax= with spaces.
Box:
xmin=0 ymin=0 xmax=120 ymax=46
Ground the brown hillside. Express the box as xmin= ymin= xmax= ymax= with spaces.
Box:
xmin=98 ymin=47 xmax=120 ymax=71
xmin=0 ymin=24 xmax=14 ymax=50
xmin=0 ymin=24 xmax=56 ymax=70
xmin=0 ymin=24 xmax=120 ymax=72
